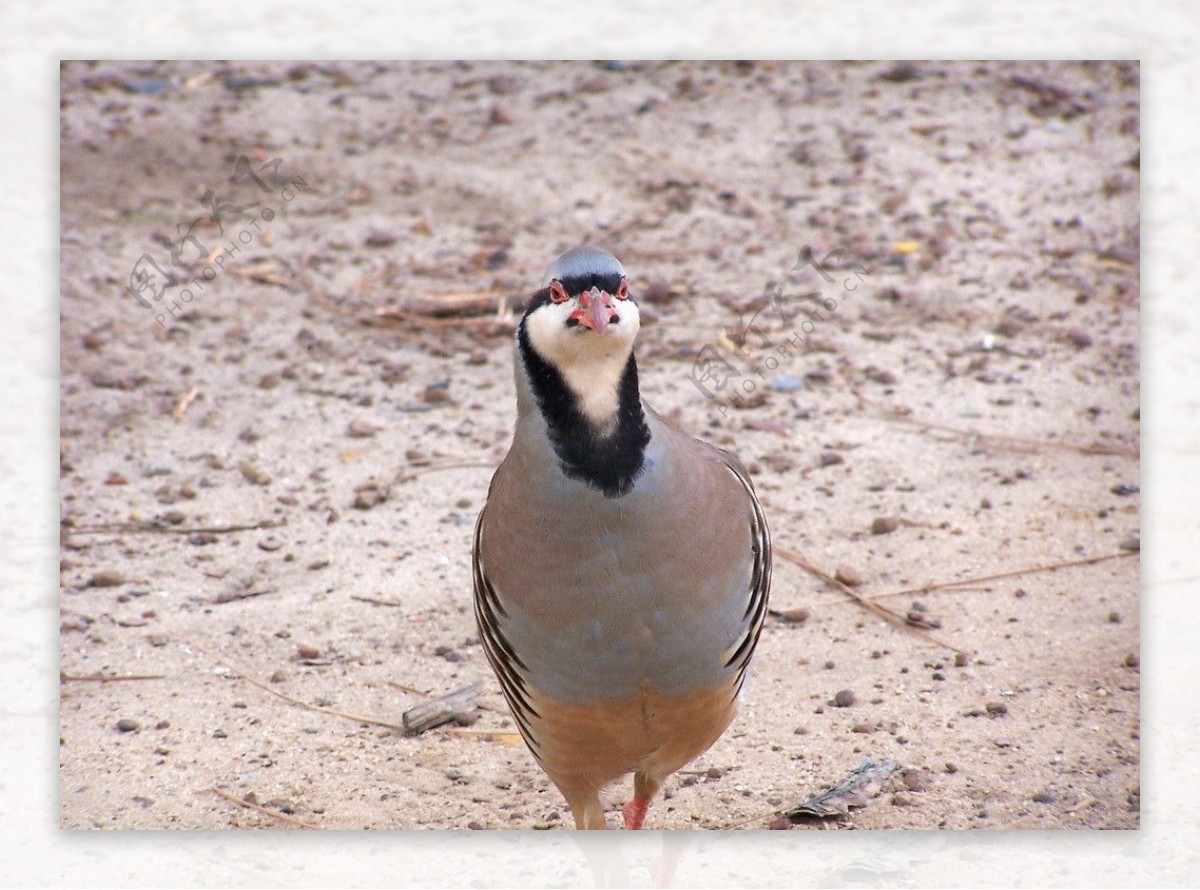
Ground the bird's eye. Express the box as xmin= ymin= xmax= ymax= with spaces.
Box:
xmin=549 ymin=280 xmax=570 ymax=304
xmin=615 ymin=278 xmax=629 ymax=300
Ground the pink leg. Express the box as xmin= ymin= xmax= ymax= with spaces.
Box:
xmin=622 ymin=795 xmax=651 ymax=830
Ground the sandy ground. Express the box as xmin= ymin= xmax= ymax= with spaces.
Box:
xmin=59 ymin=60 xmax=1139 ymax=834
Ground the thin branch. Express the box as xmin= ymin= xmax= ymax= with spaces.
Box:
xmin=65 ymin=519 xmax=284 ymax=536
xmin=776 ymin=548 xmax=965 ymax=654
xmin=204 ymin=786 xmax=319 ymax=830
xmin=179 ymin=635 xmax=408 ymax=732
xmin=859 ymin=394 xmax=1139 ymax=459
xmin=60 ymin=671 xmax=167 ymax=683
xmin=867 ymin=551 xmax=1137 ymax=600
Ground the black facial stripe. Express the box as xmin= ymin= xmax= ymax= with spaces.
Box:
xmin=517 ymin=315 xmax=650 ymax=498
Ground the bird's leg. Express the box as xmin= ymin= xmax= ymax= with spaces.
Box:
xmin=622 ymin=771 xmax=661 ymax=830
xmin=566 ymin=790 xmax=609 ymax=830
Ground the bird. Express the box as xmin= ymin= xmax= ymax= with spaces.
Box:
xmin=472 ymin=245 xmax=771 ymax=830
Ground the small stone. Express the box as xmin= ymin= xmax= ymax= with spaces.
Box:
xmin=985 ymin=701 xmax=1008 ymax=716
xmin=1110 ymin=483 xmax=1138 ymax=496
xmin=421 ymin=384 xmax=452 ymax=405
xmin=297 ymin=644 xmax=321 ymax=660
xmin=954 ymin=652 xmax=969 ymax=667
xmin=944 ymin=763 xmax=958 ymax=774
xmin=832 ymin=689 xmax=856 ymax=708
xmin=89 ymin=570 xmax=127 ymax=588
xmin=824 ymin=660 xmax=836 ymax=670
xmin=768 ymin=374 xmax=805 ymax=392
xmin=258 ymin=534 xmax=286 ymax=552
xmin=820 ymin=451 xmax=845 ymax=467
xmin=365 ymin=231 xmax=398 ymax=248
xmin=1064 ymin=328 xmax=1093 ymax=349
xmin=116 ymin=718 xmax=141 ymax=733
xmin=774 ymin=606 xmax=809 ymax=624
xmin=768 ymin=815 xmax=792 ymax=830
xmin=1119 ymin=534 xmax=1140 ymax=552
xmin=1032 ymin=791 xmax=1055 ymax=804
xmin=1123 ymin=653 xmax=1140 ymax=668
xmin=466 ymin=351 xmax=488 ymax=366
xmin=834 ymin=564 xmax=862 ymax=586
xmin=238 ymin=460 xmax=271 ymax=486
xmin=1108 ymin=611 xmax=1121 ymax=624
xmin=871 ymin=516 xmax=900 ymax=535
xmin=993 ymin=738 xmax=1013 ymax=748
xmin=212 ymin=728 xmax=227 ymax=739
xmin=865 ymin=366 xmax=898 ymax=385
xmin=902 ymin=771 xmax=927 ymax=792
xmin=531 ymin=821 xmax=554 ymax=830
xmin=347 ymin=419 xmax=379 ymax=438
xmin=105 ymin=472 xmax=128 ymax=486
xmin=891 ymin=791 xmax=914 ymax=807
xmin=852 ymin=722 xmax=874 ymax=734
xmin=467 ymin=821 xmax=484 ymax=830
xmin=188 ymin=532 xmax=218 ymax=546
xmin=269 ymin=670 xmax=288 ymax=683
xmin=706 ymin=766 xmax=724 ymax=779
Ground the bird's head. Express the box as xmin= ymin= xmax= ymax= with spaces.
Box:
xmin=518 ymin=246 xmax=643 ymax=433
xmin=522 ymin=246 xmax=640 ymax=366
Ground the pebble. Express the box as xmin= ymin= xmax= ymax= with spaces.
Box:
xmin=773 ymin=606 xmax=809 ymax=624
xmin=353 ymin=483 xmax=389 ymax=510
xmin=901 ymin=772 xmax=927 ymax=792
xmin=116 ymin=718 xmax=141 ymax=732
xmin=871 ymin=516 xmax=899 ymax=535
xmin=89 ymin=570 xmax=127 ymax=588
xmin=985 ymin=701 xmax=1008 ymax=716
xmin=105 ymin=472 xmax=128 ymax=486
xmin=954 ymin=652 xmax=969 ymax=667
xmin=832 ymin=689 xmax=856 ymax=708
xmin=1123 ymin=653 xmax=1139 ymax=668
xmin=364 ymin=231 xmax=397 ymax=248
xmin=1119 ymin=534 xmax=1140 ymax=552
xmin=834 ymin=564 xmax=862 ymax=586
xmin=768 ymin=815 xmax=792 ymax=830
xmin=296 ymin=644 xmax=321 ymax=659
xmin=257 ymin=534 xmax=286 ymax=552
xmin=768 ymin=374 xmax=804 ymax=392
xmin=347 ymin=419 xmax=380 ymax=438
xmin=993 ymin=738 xmax=1013 ymax=748
xmin=188 ymin=532 xmax=218 ymax=546
xmin=238 ymin=460 xmax=271 ymax=485
xmin=1032 ymin=791 xmax=1055 ymax=804
xmin=213 ymin=728 xmax=227 ymax=739
xmin=851 ymin=722 xmax=874 ymax=734
xmin=421 ymin=384 xmax=453 ymax=405
xmin=891 ymin=792 xmax=914 ymax=807
xmin=1110 ymin=483 xmax=1138 ymax=496
xmin=123 ymin=77 xmax=169 ymax=94
xmin=820 ymin=451 xmax=845 ymax=467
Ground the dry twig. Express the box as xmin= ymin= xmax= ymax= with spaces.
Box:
xmin=204 ymin=786 xmax=319 ymax=829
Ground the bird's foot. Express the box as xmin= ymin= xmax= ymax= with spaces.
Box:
xmin=621 ymin=795 xmax=650 ymax=830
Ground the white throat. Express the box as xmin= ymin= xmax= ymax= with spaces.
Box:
xmin=523 ymin=302 xmax=641 ymax=432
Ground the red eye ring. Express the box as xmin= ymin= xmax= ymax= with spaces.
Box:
xmin=549 ymin=280 xmax=570 ymax=304
xmin=615 ymin=277 xmax=629 ymax=300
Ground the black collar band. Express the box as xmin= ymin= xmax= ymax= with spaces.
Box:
xmin=517 ymin=318 xmax=650 ymax=498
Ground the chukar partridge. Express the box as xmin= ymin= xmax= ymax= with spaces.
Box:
xmin=473 ymin=246 xmax=771 ymax=830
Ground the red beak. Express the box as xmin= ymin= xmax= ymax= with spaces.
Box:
xmin=570 ymin=287 xmax=616 ymax=333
